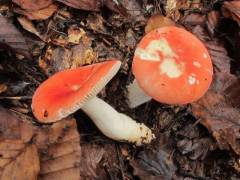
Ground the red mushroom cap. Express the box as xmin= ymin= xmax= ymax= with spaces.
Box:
xmin=32 ymin=60 xmax=121 ymax=123
xmin=132 ymin=26 xmax=213 ymax=104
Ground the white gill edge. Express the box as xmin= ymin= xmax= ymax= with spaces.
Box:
xmin=56 ymin=61 xmax=121 ymax=121
xmin=127 ymin=79 xmax=152 ymax=108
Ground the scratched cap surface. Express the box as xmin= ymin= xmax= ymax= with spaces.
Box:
xmin=132 ymin=26 xmax=213 ymax=104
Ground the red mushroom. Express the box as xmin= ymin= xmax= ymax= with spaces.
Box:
xmin=128 ymin=26 xmax=213 ymax=106
xmin=32 ymin=60 xmax=155 ymax=145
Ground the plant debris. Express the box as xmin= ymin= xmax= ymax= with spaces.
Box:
xmin=0 ymin=0 xmax=240 ymax=179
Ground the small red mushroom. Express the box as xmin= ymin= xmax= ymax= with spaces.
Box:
xmin=128 ymin=26 xmax=213 ymax=106
xmin=32 ymin=60 xmax=155 ymax=145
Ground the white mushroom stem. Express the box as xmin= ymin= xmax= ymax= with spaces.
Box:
xmin=81 ymin=96 xmax=155 ymax=145
xmin=127 ymin=79 xmax=152 ymax=108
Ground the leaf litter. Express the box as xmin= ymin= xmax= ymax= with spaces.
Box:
xmin=0 ymin=0 xmax=240 ymax=179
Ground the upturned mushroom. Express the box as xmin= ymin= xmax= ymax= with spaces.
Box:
xmin=128 ymin=26 xmax=213 ymax=107
xmin=32 ymin=60 xmax=155 ymax=145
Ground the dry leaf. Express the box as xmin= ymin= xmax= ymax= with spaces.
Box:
xmin=12 ymin=0 xmax=53 ymax=11
xmin=14 ymin=4 xmax=58 ymax=20
xmin=192 ymin=72 xmax=240 ymax=155
xmin=130 ymin=145 xmax=176 ymax=180
xmin=145 ymin=14 xmax=175 ymax=33
xmin=17 ymin=17 xmax=41 ymax=37
xmin=35 ymin=119 xmax=81 ymax=180
xmin=0 ymin=84 xmax=7 ymax=94
xmin=67 ymin=26 xmax=86 ymax=44
xmin=0 ymin=16 xmax=31 ymax=58
xmin=55 ymin=0 xmax=102 ymax=11
xmin=0 ymin=106 xmax=39 ymax=179
xmin=80 ymin=144 xmax=105 ymax=178
xmin=1 ymin=144 xmax=40 ymax=180
xmin=222 ymin=1 xmax=240 ymax=25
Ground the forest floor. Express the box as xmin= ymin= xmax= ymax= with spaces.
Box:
xmin=0 ymin=0 xmax=240 ymax=179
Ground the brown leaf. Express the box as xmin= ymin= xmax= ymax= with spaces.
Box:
xmin=14 ymin=4 xmax=58 ymax=20
xmin=80 ymin=144 xmax=105 ymax=178
xmin=120 ymin=0 xmax=145 ymax=21
xmin=0 ymin=84 xmax=7 ymax=94
xmin=39 ymin=41 xmax=97 ymax=75
xmin=192 ymin=72 xmax=240 ymax=155
xmin=35 ymin=119 xmax=81 ymax=179
xmin=1 ymin=144 xmax=40 ymax=180
xmin=55 ymin=0 xmax=102 ymax=11
xmin=222 ymin=1 xmax=240 ymax=25
xmin=12 ymin=0 xmax=53 ymax=11
xmin=17 ymin=17 xmax=41 ymax=38
xmin=145 ymin=14 xmax=175 ymax=33
xmin=130 ymin=144 xmax=176 ymax=179
xmin=0 ymin=106 xmax=39 ymax=179
xmin=0 ymin=16 xmax=31 ymax=58
xmin=192 ymin=25 xmax=232 ymax=73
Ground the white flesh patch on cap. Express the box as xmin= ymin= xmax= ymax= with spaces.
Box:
xmin=135 ymin=48 xmax=160 ymax=61
xmin=193 ymin=61 xmax=201 ymax=68
xmin=159 ymin=58 xmax=184 ymax=78
xmin=72 ymin=85 xmax=80 ymax=91
xmin=135 ymin=38 xmax=177 ymax=61
xmin=203 ymin=53 xmax=208 ymax=59
xmin=188 ymin=74 xmax=197 ymax=85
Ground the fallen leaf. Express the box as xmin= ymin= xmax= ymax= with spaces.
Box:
xmin=12 ymin=0 xmax=53 ymax=11
xmin=14 ymin=4 xmax=58 ymax=20
xmin=67 ymin=26 xmax=86 ymax=44
xmin=0 ymin=16 xmax=31 ymax=58
xmin=192 ymin=25 xmax=232 ymax=73
xmin=222 ymin=1 xmax=240 ymax=25
xmin=182 ymin=13 xmax=206 ymax=26
xmin=35 ymin=118 xmax=81 ymax=179
xmin=39 ymin=40 xmax=97 ymax=75
xmin=0 ymin=106 xmax=39 ymax=179
xmin=55 ymin=0 xmax=102 ymax=11
xmin=0 ymin=84 xmax=7 ymax=94
xmin=80 ymin=143 xmax=105 ymax=178
xmin=130 ymin=144 xmax=176 ymax=179
xmin=1 ymin=144 xmax=40 ymax=180
xmin=17 ymin=16 xmax=41 ymax=38
xmin=120 ymin=0 xmax=145 ymax=21
xmin=145 ymin=14 xmax=175 ymax=33
xmin=104 ymin=0 xmax=127 ymax=16
xmin=192 ymin=73 xmax=240 ymax=154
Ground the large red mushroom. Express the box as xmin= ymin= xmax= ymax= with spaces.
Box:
xmin=128 ymin=26 xmax=213 ymax=106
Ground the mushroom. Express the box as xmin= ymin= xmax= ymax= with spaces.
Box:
xmin=128 ymin=26 xmax=213 ymax=106
xmin=32 ymin=60 xmax=155 ymax=145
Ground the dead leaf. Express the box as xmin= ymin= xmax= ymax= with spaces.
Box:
xmin=120 ymin=0 xmax=145 ymax=22
xmin=39 ymin=40 xmax=96 ymax=75
xmin=35 ymin=118 xmax=81 ymax=180
xmin=192 ymin=25 xmax=232 ymax=73
xmin=104 ymin=0 xmax=127 ymax=16
xmin=17 ymin=17 xmax=41 ymax=38
xmin=80 ymin=143 xmax=105 ymax=178
xmin=0 ymin=106 xmax=39 ymax=179
xmin=0 ymin=84 xmax=7 ymax=94
xmin=1 ymin=144 xmax=40 ymax=180
xmin=55 ymin=0 xmax=102 ymax=11
xmin=222 ymin=1 xmax=240 ymax=25
xmin=0 ymin=16 xmax=31 ymax=58
xmin=182 ymin=13 xmax=206 ymax=26
xmin=130 ymin=145 xmax=176 ymax=179
xmin=14 ymin=4 xmax=58 ymax=20
xmin=192 ymin=73 xmax=240 ymax=155
xmin=67 ymin=26 xmax=86 ymax=44
xmin=145 ymin=14 xmax=175 ymax=33
xmin=12 ymin=0 xmax=53 ymax=11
